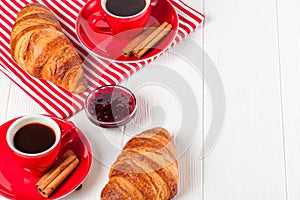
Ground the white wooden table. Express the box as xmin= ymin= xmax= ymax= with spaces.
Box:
xmin=1 ymin=0 xmax=300 ymax=199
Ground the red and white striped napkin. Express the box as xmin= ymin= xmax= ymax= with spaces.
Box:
xmin=0 ymin=0 xmax=204 ymax=119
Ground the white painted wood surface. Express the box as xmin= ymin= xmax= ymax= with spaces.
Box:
xmin=277 ymin=0 xmax=300 ymax=199
xmin=203 ymin=0 xmax=286 ymax=199
xmin=1 ymin=0 xmax=300 ymax=199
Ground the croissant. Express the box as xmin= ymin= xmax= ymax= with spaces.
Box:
xmin=101 ymin=128 xmax=178 ymax=200
xmin=10 ymin=3 xmax=87 ymax=93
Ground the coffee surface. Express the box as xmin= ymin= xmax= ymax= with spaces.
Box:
xmin=13 ymin=123 xmax=56 ymax=154
xmin=106 ymin=0 xmax=146 ymax=17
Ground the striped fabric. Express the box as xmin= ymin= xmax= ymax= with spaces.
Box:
xmin=0 ymin=0 xmax=204 ymax=119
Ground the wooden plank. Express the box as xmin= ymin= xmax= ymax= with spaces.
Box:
xmin=5 ymin=84 xmax=46 ymax=120
xmin=121 ymin=0 xmax=205 ymax=199
xmin=276 ymin=0 xmax=300 ymax=199
xmin=0 ymin=72 xmax=11 ymax=124
xmin=69 ymin=101 xmax=125 ymax=168
xmin=203 ymin=0 xmax=286 ymax=199
xmin=123 ymin=48 xmax=205 ymax=199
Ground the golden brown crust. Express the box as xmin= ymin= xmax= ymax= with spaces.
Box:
xmin=101 ymin=177 xmax=144 ymax=200
xmin=101 ymin=128 xmax=178 ymax=200
xmin=10 ymin=3 xmax=87 ymax=93
xmin=16 ymin=3 xmax=53 ymax=20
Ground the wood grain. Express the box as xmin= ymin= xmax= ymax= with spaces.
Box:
xmin=0 ymin=73 xmax=11 ymax=124
xmin=277 ymin=0 xmax=300 ymax=199
xmin=203 ymin=0 xmax=287 ymax=199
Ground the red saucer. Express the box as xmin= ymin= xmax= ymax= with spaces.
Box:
xmin=0 ymin=117 xmax=92 ymax=200
xmin=76 ymin=0 xmax=179 ymax=63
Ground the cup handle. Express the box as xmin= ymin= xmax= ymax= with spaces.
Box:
xmin=61 ymin=121 xmax=77 ymax=143
xmin=88 ymin=11 xmax=114 ymax=34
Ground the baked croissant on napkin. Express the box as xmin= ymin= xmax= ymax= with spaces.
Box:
xmin=10 ymin=3 xmax=87 ymax=93
xmin=101 ymin=127 xmax=178 ymax=200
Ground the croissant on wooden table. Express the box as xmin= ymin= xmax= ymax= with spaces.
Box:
xmin=10 ymin=3 xmax=87 ymax=93
xmin=101 ymin=127 xmax=178 ymax=200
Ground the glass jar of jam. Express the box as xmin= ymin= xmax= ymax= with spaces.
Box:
xmin=84 ymin=85 xmax=137 ymax=128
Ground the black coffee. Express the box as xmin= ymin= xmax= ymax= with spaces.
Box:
xmin=106 ymin=0 xmax=146 ymax=17
xmin=13 ymin=123 xmax=56 ymax=154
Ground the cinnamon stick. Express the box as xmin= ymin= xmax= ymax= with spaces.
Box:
xmin=41 ymin=158 xmax=80 ymax=198
xmin=134 ymin=23 xmax=173 ymax=58
xmin=132 ymin=22 xmax=169 ymax=56
xmin=36 ymin=150 xmax=80 ymax=198
xmin=36 ymin=150 xmax=74 ymax=189
xmin=122 ymin=22 xmax=173 ymax=58
xmin=122 ymin=23 xmax=159 ymax=57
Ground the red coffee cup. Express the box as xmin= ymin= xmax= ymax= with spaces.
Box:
xmin=6 ymin=115 xmax=61 ymax=177
xmin=88 ymin=0 xmax=151 ymax=34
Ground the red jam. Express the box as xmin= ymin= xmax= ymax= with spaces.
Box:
xmin=86 ymin=86 xmax=136 ymax=128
